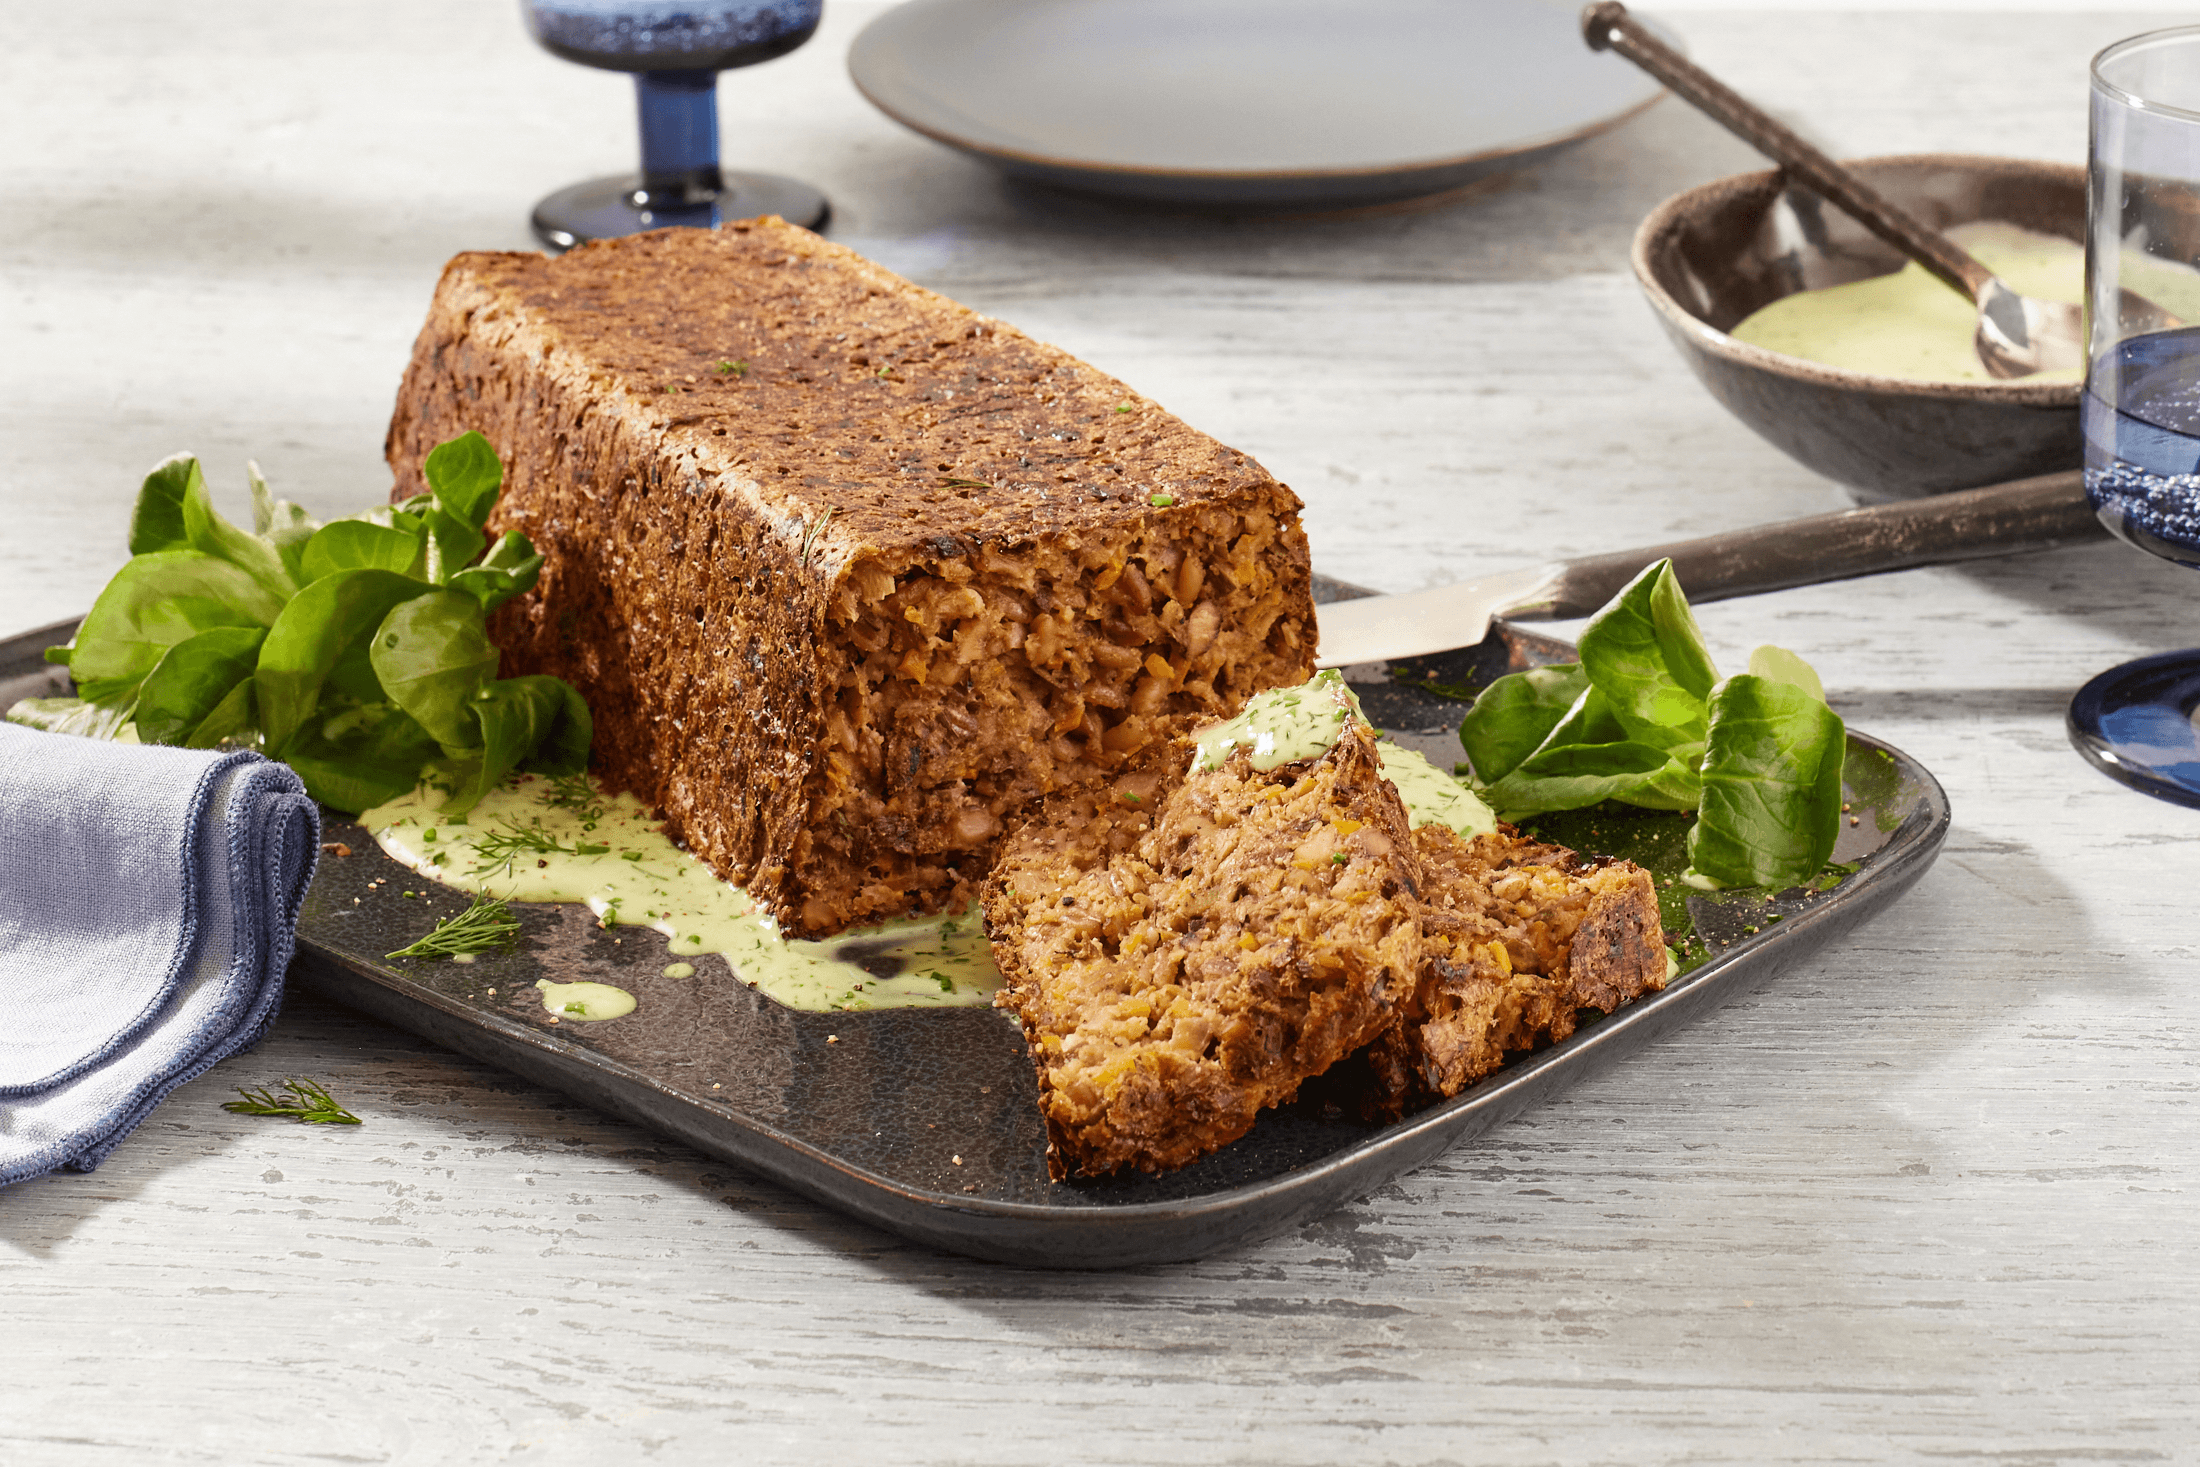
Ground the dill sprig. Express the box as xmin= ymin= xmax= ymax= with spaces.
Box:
xmin=469 ymin=817 xmax=610 ymax=868
xmin=386 ymin=895 xmax=522 ymax=959
xmin=801 ymin=505 xmax=837 ymax=566
xmin=222 ymin=1077 xmax=362 ymax=1126
xmin=540 ymin=770 xmax=605 ymax=823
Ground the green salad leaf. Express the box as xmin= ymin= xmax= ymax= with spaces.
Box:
xmin=436 ymin=675 xmax=593 ymax=813
xmin=370 ymin=589 xmax=501 ymax=752
xmin=258 ymin=568 xmax=435 ymax=754
xmin=1457 ymin=662 xmax=1589 ymax=785
xmin=181 ymin=452 xmax=300 ymax=605
xmin=422 ymin=432 xmax=504 ymax=528
xmin=1746 ymin=643 xmax=1827 ymax=703
xmin=1686 ymin=674 xmax=1846 ymax=889
xmin=133 ymin=625 xmax=265 ymax=747
xmin=1457 ymin=559 xmax=1847 ymax=891
xmin=1576 ymin=559 xmax=1717 ymax=746
xmin=65 ymin=550 xmax=286 ymax=704
xmin=128 ymin=454 xmax=197 ymax=555
xmin=447 ymin=531 xmax=545 ymax=613
xmin=6 ymin=697 xmax=135 ymax=740
xmin=1482 ymin=737 xmax=1697 ymax=818
xmin=285 ymin=702 xmax=443 ymax=814
xmin=300 ymin=519 xmax=427 ymax=582
xmin=8 ymin=432 xmax=589 ymax=817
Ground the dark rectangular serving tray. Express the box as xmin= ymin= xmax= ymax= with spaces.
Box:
xmin=1 ymin=584 xmax=1947 ymax=1268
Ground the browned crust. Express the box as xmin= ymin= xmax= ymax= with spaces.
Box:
xmin=984 ymin=726 xmax=1420 ymax=1178
xmin=385 ymin=219 xmax=1315 ymax=934
xmin=1566 ymin=866 xmax=1666 ymax=1013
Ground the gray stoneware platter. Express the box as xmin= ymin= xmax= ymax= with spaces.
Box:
xmin=0 ymin=585 xmax=1948 ymax=1268
xmin=847 ymin=0 xmax=1671 ymax=209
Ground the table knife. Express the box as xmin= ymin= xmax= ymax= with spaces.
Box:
xmin=1313 ymin=468 xmax=2101 ymax=668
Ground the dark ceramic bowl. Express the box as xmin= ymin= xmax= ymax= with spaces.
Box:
xmin=1633 ymin=154 xmax=2084 ymax=500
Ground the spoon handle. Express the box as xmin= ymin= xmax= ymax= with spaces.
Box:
xmin=1582 ymin=1 xmax=1993 ymax=302
xmin=1537 ymin=470 xmax=2101 ymax=620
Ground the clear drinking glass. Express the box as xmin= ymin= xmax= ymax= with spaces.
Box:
xmin=2070 ymin=26 xmax=2200 ymax=804
xmin=522 ymin=0 xmax=829 ymax=250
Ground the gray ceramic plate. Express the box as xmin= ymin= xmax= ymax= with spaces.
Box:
xmin=2 ymin=596 xmax=1948 ymax=1267
xmin=847 ymin=0 xmax=1671 ymax=209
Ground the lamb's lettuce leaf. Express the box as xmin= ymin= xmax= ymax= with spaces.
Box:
xmin=1747 ymin=643 xmax=1827 ymax=703
xmin=369 ymin=590 xmax=501 ymax=753
xmin=7 ymin=436 xmax=591 ymax=816
xmin=1457 ymin=559 xmax=1847 ymax=892
xmin=1576 ymin=559 xmax=1718 ymax=744
xmin=1457 ymin=662 xmax=1589 ymax=785
xmin=447 ymin=532 xmax=544 ymax=613
xmin=128 ymin=454 xmax=197 ymax=555
xmin=6 ymin=697 xmax=135 ymax=740
xmin=417 ymin=431 xmax=503 ymax=583
xmin=257 ymin=569 xmax=434 ymax=755
xmin=422 ymin=432 xmax=503 ymax=529
xmin=249 ymin=462 xmax=321 ymax=586
xmin=284 ymin=702 xmax=444 ymax=813
xmin=184 ymin=676 xmax=260 ymax=750
xmin=434 ymin=675 xmax=592 ymax=815
xmin=65 ymin=550 xmax=285 ymax=704
xmin=181 ymin=454 xmax=299 ymax=605
xmin=1482 ymin=738 xmax=1698 ymax=818
xmin=301 ymin=519 xmax=427 ymax=583
xmin=133 ymin=626 xmax=265 ymax=747
xmin=1685 ymin=673 xmax=1846 ymax=890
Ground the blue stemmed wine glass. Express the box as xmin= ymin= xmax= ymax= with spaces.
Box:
xmin=2069 ymin=26 xmax=2200 ymax=806
xmin=522 ymin=0 xmax=829 ymax=250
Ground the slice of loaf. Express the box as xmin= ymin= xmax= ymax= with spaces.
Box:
xmin=385 ymin=219 xmax=1315 ymax=936
xmin=984 ymin=723 xmax=1423 ymax=1179
xmin=1352 ymin=825 xmax=1667 ymax=1120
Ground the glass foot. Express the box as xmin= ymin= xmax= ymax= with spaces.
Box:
xmin=529 ymin=172 xmax=829 ymax=251
xmin=2068 ymin=648 xmax=2200 ymax=807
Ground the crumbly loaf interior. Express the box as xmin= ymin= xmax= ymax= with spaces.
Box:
xmin=804 ymin=504 xmax=1306 ymax=934
xmin=984 ymin=726 xmax=1422 ymax=1179
xmin=1350 ymin=825 xmax=1667 ymax=1121
xmin=384 ymin=220 xmax=1314 ymax=936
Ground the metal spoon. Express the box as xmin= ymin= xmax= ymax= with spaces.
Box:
xmin=1582 ymin=1 xmax=2089 ymax=380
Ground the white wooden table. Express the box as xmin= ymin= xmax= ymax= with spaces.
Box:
xmin=7 ymin=4 xmax=2198 ymax=1461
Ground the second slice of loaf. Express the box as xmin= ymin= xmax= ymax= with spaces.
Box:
xmin=984 ymin=724 xmax=1425 ymax=1178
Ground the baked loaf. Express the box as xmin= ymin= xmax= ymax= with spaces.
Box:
xmin=385 ymin=219 xmax=1315 ymax=936
xmin=984 ymin=724 xmax=1424 ymax=1179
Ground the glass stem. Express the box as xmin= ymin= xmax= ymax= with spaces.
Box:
xmin=634 ymin=71 xmax=723 ymax=204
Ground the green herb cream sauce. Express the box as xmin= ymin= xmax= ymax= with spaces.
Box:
xmin=1730 ymin=222 xmax=2085 ymax=383
xmin=361 ymin=776 xmax=1001 ymax=1015
xmin=536 ymin=980 xmax=636 ymax=1021
xmin=1377 ymin=744 xmax=1498 ymax=841
xmin=1193 ymin=669 xmax=1497 ymax=839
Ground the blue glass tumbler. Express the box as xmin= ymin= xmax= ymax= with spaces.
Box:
xmin=522 ymin=0 xmax=829 ymax=250
xmin=2069 ymin=26 xmax=2200 ymax=805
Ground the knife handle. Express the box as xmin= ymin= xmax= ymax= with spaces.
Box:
xmin=1537 ymin=469 xmax=2101 ymax=619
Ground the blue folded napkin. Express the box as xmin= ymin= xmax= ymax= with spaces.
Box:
xmin=0 ymin=722 xmax=320 ymax=1185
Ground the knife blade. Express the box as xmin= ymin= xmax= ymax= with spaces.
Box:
xmin=1314 ymin=469 xmax=2102 ymax=668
